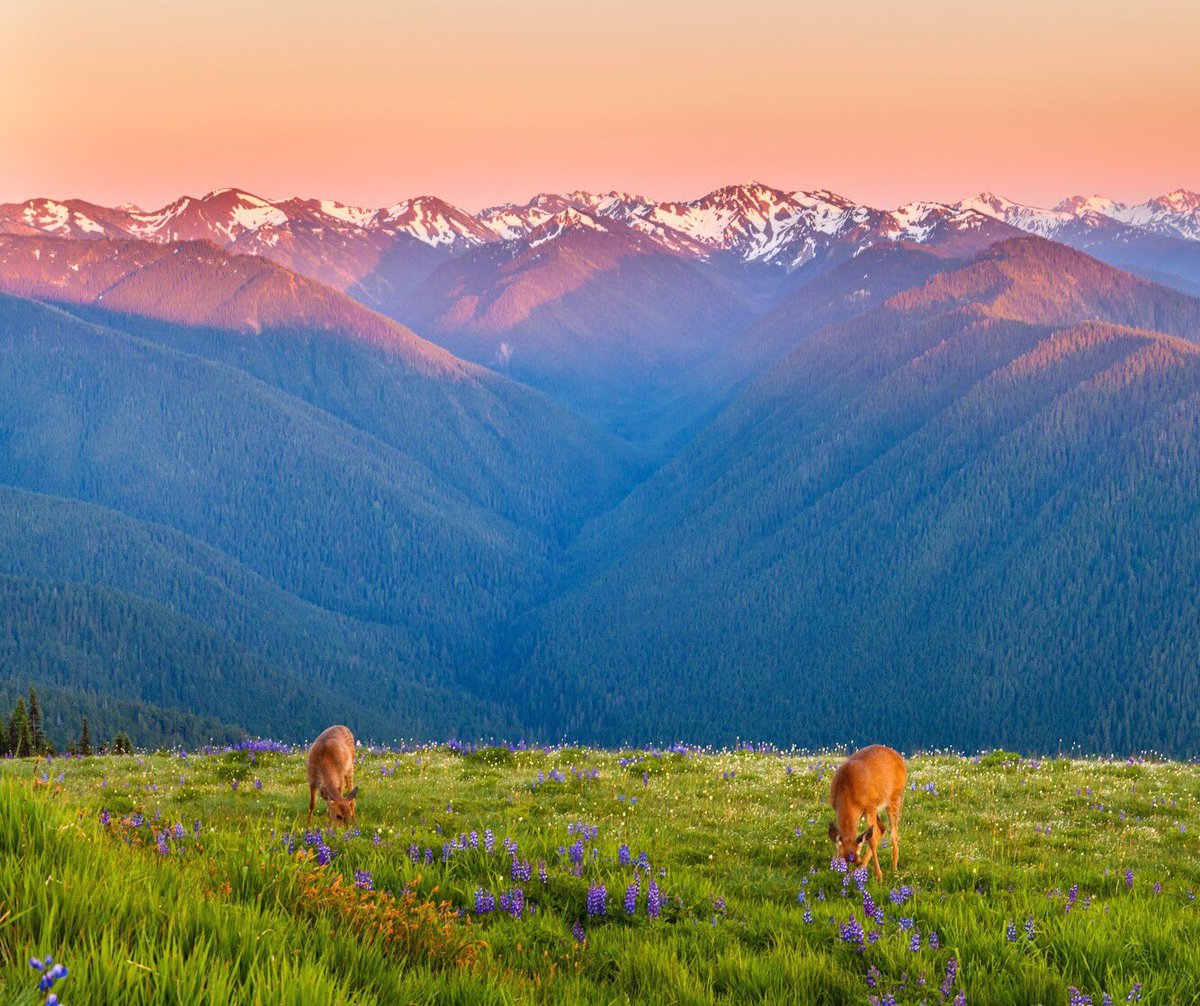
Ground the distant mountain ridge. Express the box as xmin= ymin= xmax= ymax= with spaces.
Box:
xmin=5 ymin=183 xmax=1196 ymax=268
xmin=5 ymin=181 xmax=1200 ymax=753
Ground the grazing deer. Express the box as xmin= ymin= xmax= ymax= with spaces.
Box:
xmin=306 ymin=725 xmax=358 ymax=827
xmin=827 ymin=744 xmax=907 ymax=881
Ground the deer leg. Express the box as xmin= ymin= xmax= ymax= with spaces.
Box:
xmin=866 ymin=813 xmax=884 ymax=882
xmin=307 ymin=785 xmax=316 ymax=826
xmin=889 ymin=797 xmax=903 ymax=871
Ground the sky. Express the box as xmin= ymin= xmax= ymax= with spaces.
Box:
xmin=2 ymin=0 xmax=1197 ymax=211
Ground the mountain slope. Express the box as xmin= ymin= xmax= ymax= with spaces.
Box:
xmin=509 ymin=240 xmax=1200 ymax=753
xmin=399 ymin=210 xmax=756 ymax=436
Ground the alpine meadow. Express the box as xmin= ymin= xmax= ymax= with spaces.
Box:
xmin=3 ymin=0 xmax=1200 ymax=1002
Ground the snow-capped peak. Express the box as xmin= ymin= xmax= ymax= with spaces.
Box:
xmin=374 ymin=196 xmax=494 ymax=248
xmin=527 ymin=207 xmax=609 ymax=248
xmin=1054 ymin=194 xmax=1124 ymax=218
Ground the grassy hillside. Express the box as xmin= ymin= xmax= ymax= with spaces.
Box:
xmin=0 ymin=744 xmax=1194 ymax=1004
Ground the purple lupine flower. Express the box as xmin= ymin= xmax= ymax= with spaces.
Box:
xmin=1068 ymin=989 xmax=1092 ymax=1006
xmin=1125 ymin=869 xmax=1134 ymax=890
xmin=586 ymin=884 xmax=607 ymax=916
xmin=469 ymin=831 xmax=479 ymax=849
xmin=174 ymin=822 xmax=185 ymax=840
xmin=647 ymin=880 xmax=662 ymax=918
xmin=898 ymin=916 xmax=915 ymax=931
xmin=929 ymin=930 xmax=940 ymax=949
xmin=538 ymin=860 xmax=548 ymax=884
xmin=354 ymin=870 xmax=373 ymax=891
xmin=99 ymin=809 xmax=111 ymax=827
xmin=1153 ymin=882 xmax=1162 ymax=895
xmin=475 ymin=889 xmax=495 ymax=914
xmin=568 ymin=839 xmax=585 ymax=866
xmin=624 ymin=880 xmax=639 ymax=915
xmin=1126 ymin=982 xmax=1143 ymax=1002
xmin=1005 ymin=920 xmax=1018 ymax=942
xmin=483 ymin=829 xmax=495 ymax=854
xmin=802 ymin=904 xmax=813 ymax=923
xmin=940 ymin=957 xmax=958 ymax=997
xmin=572 ymin=919 xmax=586 ymax=943
xmin=424 ymin=848 xmax=433 ymax=865
xmin=954 ymin=993 xmax=967 ymax=1006
xmin=156 ymin=831 xmax=170 ymax=855
xmin=889 ymin=884 xmax=914 ymax=905
xmin=909 ymin=930 xmax=921 ymax=952
xmin=316 ymin=843 xmax=332 ymax=866
xmin=618 ymin=843 xmax=631 ymax=866
xmin=1024 ymin=917 xmax=1036 ymax=940
xmin=839 ymin=914 xmax=865 ymax=952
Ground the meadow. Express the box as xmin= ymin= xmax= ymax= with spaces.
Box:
xmin=0 ymin=741 xmax=1196 ymax=1005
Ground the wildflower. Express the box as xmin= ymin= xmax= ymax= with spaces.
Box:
xmin=624 ymin=880 xmax=639 ymax=915
xmin=909 ymin=930 xmax=921 ymax=952
xmin=499 ymin=888 xmax=525 ymax=919
xmin=1153 ymin=882 xmax=1162 ymax=895
xmin=647 ymin=880 xmax=662 ymax=918
xmin=586 ymin=884 xmax=607 ymax=916
xmin=254 ymin=778 xmax=263 ymax=790
xmin=1068 ymin=989 xmax=1092 ymax=1006
xmin=156 ymin=831 xmax=170 ymax=856
xmin=1005 ymin=920 xmax=1017 ymax=942
xmin=572 ymin=919 xmax=586 ymax=943
xmin=1126 ymin=982 xmax=1143 ymax=1002
xmin=1125 ymin=869 xmax=1134 ymax=890
xmin=840 ymin=914 xmax=865 ymax=952
xmin=643 ymin=772 xmax=649 ymax=787
xmin=29 ymin=956 xmax=68 ymax=999
xmin=316 ymin=843 xmax=332 ymax=866
xmin=929 ymin=930 xmax=940 ymax=949
xmin=538 ymin=860 xmax=548 ymax=884
xmin=619 ymin=843 xmax=631 ymax=866
xmin=475 ymin=889 xmax=495 ymax=914
xmin=193 ymin=819 xmax=201 ymax=836
xmin=955 ymin=993 xmax=967 ymax=1006
xmin=173 ymin=822 xmax=185 ymax=840
xmin=940 ymin=957 xmax=958 ymax=997
xmin=1024 ymin=917 xmax=1036 ymax=941
xmin=483 ymin=829 xmax=495 ymax=854
xmin=889 ymin=884 xmax=914 ymax=906
xmin=99 ymin=809 xmax=111 ymax=827
xmin=354 ymin=870 xmax=373 ymax=891
xmin=802 ymin=904 xmax=813 ymax=923
xmin=898 ymin=916 xmax=915 ymax=931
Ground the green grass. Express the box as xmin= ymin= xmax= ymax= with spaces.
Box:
xmin=0 ymin=744 xmax=1197 ymax=1004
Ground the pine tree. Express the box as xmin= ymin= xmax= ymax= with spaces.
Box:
xmin=111 ymin=732 xmax=132 ymax=755
xmin=27 ymin=687 xmax=45 ymax=754
xmin=8 ymin=700 xmax=31 ymax=758
xmin=78 ymin=715 xmax=92 ymax=757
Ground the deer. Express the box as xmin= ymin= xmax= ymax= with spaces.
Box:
xmin=827 ymin=744 xmax=907 ymax=882
xmin=306 ymin=725 xmax=358 ymax=827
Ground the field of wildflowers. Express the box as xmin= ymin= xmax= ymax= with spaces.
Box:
xmin=0 ymin=742 xmax=1196 ymax=1004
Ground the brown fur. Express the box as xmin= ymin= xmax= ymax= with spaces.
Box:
xmin=306 ymin=725 xmax=358 ymax=827
xmin=828 ymin=744 xmax=907 ymax=881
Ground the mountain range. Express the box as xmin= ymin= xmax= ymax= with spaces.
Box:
xmin=2 ymin=181 xmax=1199 ymax=753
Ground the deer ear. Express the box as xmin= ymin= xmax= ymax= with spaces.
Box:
xmin=347 ymin=786 xmax=359 ymax=800
xmin=828 ymin=822 xmax=839 ymax=843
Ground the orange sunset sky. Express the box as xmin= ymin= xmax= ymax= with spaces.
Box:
xmin=2 ymin=0 xmax=1197 ymax=211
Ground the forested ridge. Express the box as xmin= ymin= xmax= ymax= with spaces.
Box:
xmin=3 ymin=236 xmax=1200 ymax=753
